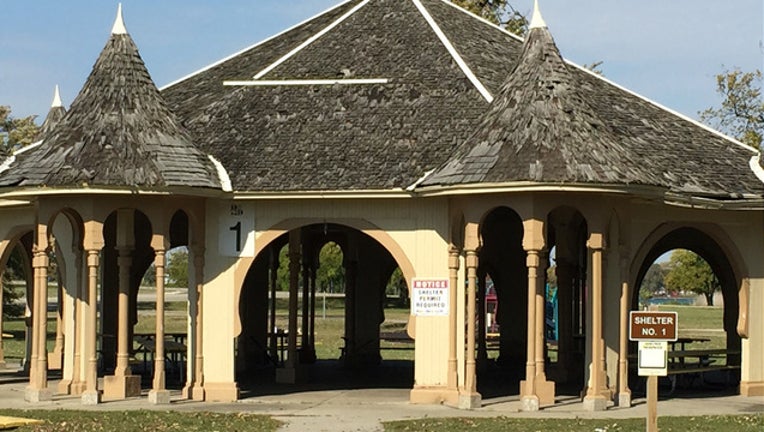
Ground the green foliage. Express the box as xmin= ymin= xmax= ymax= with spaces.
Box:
xmin=166 ymin=247 xmax=189 ymax=288
xmin=0 ymin=105 xmax=40 ymax=157
xmin=317 ymin=242 xmax=344 ymax=293
xmin=450 ymin=0 xmax=528 ymax=36
xmin=385 ymin=267 xmax=408 ymax=307
xmin=664 ymin=249 xmax=720 ymax=306
xmin=639 ymin=263 xmax=666 ymax=303
xmin=0 ymin=409 xmax=280 ymax=432
xmin=700 ymin=68 xmax=764 ymax=149
xmin=385 ymin=415 xmax=764 ymax=432
xmin=2 ymin=245 xmax=26 ymax=319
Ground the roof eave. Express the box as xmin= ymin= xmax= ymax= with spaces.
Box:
xmin=0 ymin=185 xmax=229 ymax=200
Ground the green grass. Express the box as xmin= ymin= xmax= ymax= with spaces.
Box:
xmin=656 ymin=305 xmax=726 ymax=349
xmin=384 ymin=415 xmax=764 ymax=432
xmin=0 ymin=409 xmax=280 ymax=432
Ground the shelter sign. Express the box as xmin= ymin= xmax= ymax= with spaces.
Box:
xmin=629 ymin=311 xmax=678 ymax=341
xmin=218 ymin=202 xmax=255 ymax=257
xmin=411 ymin=278 xmax=449 ymax=316
xmin=638 ymin=341 xmax=669 ymax=376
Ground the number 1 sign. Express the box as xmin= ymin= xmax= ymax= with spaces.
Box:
xmin=218 ymin=202 xmax=255 ymax=257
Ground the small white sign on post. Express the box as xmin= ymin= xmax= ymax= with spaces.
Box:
xmin=411 ymin=278 xmax=449 ymax=316
xmin=218 ymin=201 xmax=255 ymax=257
xmin=638 ymin=341 xmax=669 ymax=376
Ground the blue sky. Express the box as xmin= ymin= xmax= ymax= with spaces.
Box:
xmin=1 ymin=0 xmax=762 ymax=124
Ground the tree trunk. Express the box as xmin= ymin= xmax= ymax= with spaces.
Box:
xmin=705 ymin=292 xmax=714 ymax=306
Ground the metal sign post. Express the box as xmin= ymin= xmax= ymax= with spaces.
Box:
xmin=629 ymin=311 xmax=678 ymax=432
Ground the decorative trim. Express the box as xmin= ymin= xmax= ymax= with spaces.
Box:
xmin=412 ymin=0 xmax=494 ymax=103
xmin=207 ymin=155 xmax=232 ymax=192
xmin=159 ymin=0 xmax=356 ymax=91
xmin=224 ymin=78 xmax=389 ymax=87
xmin=252 ymin=0 xmax=371 ymax=80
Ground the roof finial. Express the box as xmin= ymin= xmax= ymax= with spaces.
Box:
xmin=51 ymin=85 xmax=63 ymax=108
xmin=529 ymin=0 xmax=547 ymax=30
xmin=111 ymin=3 xmax=128 ymax=35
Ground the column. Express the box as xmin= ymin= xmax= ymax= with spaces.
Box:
xmin=458 ymin=248 xmax=481 ymax=409
xmin=276 ymin=230 xmax=301 ymax=383
xmin=149 ymin=247 xmax=171 ymax=404
xmin=446 ymin=246 xmax=459 ymax=393
xmin=584 ymin=232 xmax=608 ymax=411
xmin=534 ymin=251 xmax=555 ymax=405
xmin=268 ymin=247 xmax=278 ymax=363
xmin=520 ymin=248 xmax=540 ymax=411
xmin=82 ymin=249 xmax=101 ymax=405
xmin=555 ymin=258 xmax=573 ymax=380
xmin=476 ymin=268 xmax=488 ymax=369
xmin=299 ymin=242 xmax=315 ymax=363
xmin=103 ymin=243 xmax=141 ymax=399
xmin=70 ymin=249 xmax=85 ymax=395
xmin=617 ymin=253 xmax=631 ymax=407
xmin=0 ymin=278 xmax=5 ymax=370
xmin=25 ymin=248 xmax=52 ymax=402
xmin=48 ymin=282 xmax=64 ymax=370
xmin=190 ymin=247 xmax=206 ymax=400
xmin=308 ymin=260 xmax=317 ymax=356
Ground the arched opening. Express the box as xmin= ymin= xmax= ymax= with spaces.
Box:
xmin=545 ymin=207 xmax=588 ymax=394
xmin=236 ymin=223 xmax=414 ymax=394
xmin=633 ymin=227 xmax=741 ymax=394
xmin=0 ymin=233 xmax=34 ymax=371
xmin=476 ymin=206 xmax=526 ymax=397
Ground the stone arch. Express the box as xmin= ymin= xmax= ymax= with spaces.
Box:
xmin=630 ymin=223 xmax=745 ymax=375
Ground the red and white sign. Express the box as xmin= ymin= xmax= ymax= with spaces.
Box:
xmin=411 ymin=278 xmax=449 ymax=316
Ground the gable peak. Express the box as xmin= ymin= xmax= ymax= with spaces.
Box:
xmin=111 ymin=3 xmax=128 ymax=35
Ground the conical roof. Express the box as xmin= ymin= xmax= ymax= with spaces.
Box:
xmin=423 ymin=6 xmax=658 ymax=187
xmin=0 ymin=6 xmax=222 ymax=190
xmin=37 ymin=85 xmax=66 ymax=139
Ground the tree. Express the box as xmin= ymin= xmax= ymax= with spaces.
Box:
xmin=700 ymin=68 xmax=764 ymax=150
xmin=664 ymin=249 xmax=720 ymax=306
xmin=639 ymin=263 xmax=665 ymax=304
xmin=0 ymin=106 xmax=40 ymax=157
xmin=166 ymin=248 xmax=189 ymax=288
xmin=316 ymin=242 xmax=344 ymax=293
xmin=2 ymin=246 xmax=26 ymax=319
xmin=451 ymin=0 xmax=528 ymax=36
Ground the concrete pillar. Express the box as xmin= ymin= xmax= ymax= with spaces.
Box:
xmin=70 ymin=248 xmax=85 ymax=395
xmin=82 ymin=249 xmax=102 ymax=405
xmin=25 ymin=248 xmax=52 ymax=402
xmin=185 ymin=246 xmax=206 ymax=401
xmin=476 ymin=267 xmax=488 ymax=369
xmin=520 ymin=218 xmax=544 ymax=411
xmin=268 ymin=247 xmax=279 ymax=362
xmin=584 ymin=232 xmax=608 ymax=411
xmin=447 ymin=246 xmax=459 ymax=395
xmin=48 ymin=281 xmax=64 ymax=370
xmin=308 ymin=260 xmax=317 ymax=354
xmin=617 ymin=252 xmax=632 ymax=407
xmin=458 ymin=248 xmax=481 ymax=409
xmin=277 ymin=230 xmax=302 ymax=383
xmin=103 ymin=210 xmax=140 ymax=399
xmin=533 ymin=251 xmax=555 ymax=406
xmin=149 ymin=246 xmax=171 ymax=404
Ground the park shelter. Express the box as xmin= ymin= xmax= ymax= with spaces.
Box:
xmin=0 ymin=0 xmax=762 ymax=410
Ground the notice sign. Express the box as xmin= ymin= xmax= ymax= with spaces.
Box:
xmin=638 ymin=341 xmax=669 ymax=376
xmin=629 ymin=311 xmax=678 ymax=341
xmin=411 ymin=278 xmax=449 ymax=316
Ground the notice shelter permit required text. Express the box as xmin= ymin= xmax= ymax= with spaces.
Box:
xmin=411 ymin=278 xmax=449 ymax=316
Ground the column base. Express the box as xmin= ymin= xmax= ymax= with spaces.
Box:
xmin=740 ymin=381 xmax=764 ymax=396
xmin=618 ymin=389 xmax=632 ymax=407
xmin=182 ymin=383 xmax=206 ymax=401
xmin=519 ymin=377 xmax=556 ymax=407
xmin=457 ymin=392 xmax=482 ymax=410
xmin=70 ymin=381 xmax=86 ymax=396
xmin=102 ymin=375 xmax=141 ymax=400
xmin=520 ymin=395 xmax=539 ymax=411
xmin=47 ymin=351 xmax=63 ymax=370
xmin=275 ymin=366 xmax=306 ymax=384
xmin=24 ymin=387 xmax=53 ymax=403
xmin=148 ymin=389 xmax=172 ymax=404
xmin=203 ymin=382 xmax=239 ymax=402
xmin=81 ymin=390 xmax=101 ymax=405
xmin=57 ymin=379 xmax=72 ymax=395
xmin=583 ymin=394 xmax=609 ymax=411
xmin=409 ymin=386 xmax=458 ymax=405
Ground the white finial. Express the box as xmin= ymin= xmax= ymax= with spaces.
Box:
xmin=529 ymin=0 xmax=547 ymax=29
xmin=51 ymin=85 xmax=63 ymax=108
xmin=111 ymin=3 xmax=128 ymax=35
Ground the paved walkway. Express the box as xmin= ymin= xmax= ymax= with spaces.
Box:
xmin=1 ymin=364 xmax=762 ymax=431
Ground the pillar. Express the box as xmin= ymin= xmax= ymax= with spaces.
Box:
xmin=184 ymin=246 xmax=206 ymax=401
xmin=25 ymin=248 xmax=52 ymax=402
xmin=520 ymin=218 xmax=543 ymax=411
xmin=103 ymin=210 xmax=140 ymax=399
xmin=70 ymin=248 xmax=85 ymax=395
xmin=149 ymin=244 xmax=171 ymax=404
xmin=446 ymin=246 xmax=459 ymax=395
xmin=584 ymin=232 xmax=608 ymax=411
xmin=617 ymin=252 xmax=632 ymax=407
xmin=476 ymin=267 xmax=488 ymax=369
xmin=534 ymin=251 xmax=555 ymax=406
xmin=268 ymin=247 xmax=279 ymax=362
xmin=458 ymin=247 xmax=481 ymax=409
xmin=81 ymin=249 xmax=101 ymax=405
xmin=0 ymin=278 xmax=5 ymax=370
xmin=276 ymin=230 xmax=302 ymax=383
xmin=299 ymin=241 xmax=315 ymax=363
xmin=48 ymin=281 xmax=64 ymax=370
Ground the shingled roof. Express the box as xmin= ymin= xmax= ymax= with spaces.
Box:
xmin=37 ymin=86 xmax=66 ymax=140
xmin=0 ymin=6 xmax=222 ymax=191
xmin=162 ymin=0 xmax=764 ymax=201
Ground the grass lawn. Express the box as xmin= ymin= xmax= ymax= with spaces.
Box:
xmin=0 ymin=409 xmax=280 ymax=432
xmin=384 ymin=415 xmax=764 ymax=432
xmin=656 ymin=305 xmax=726 ymax=349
